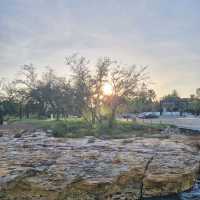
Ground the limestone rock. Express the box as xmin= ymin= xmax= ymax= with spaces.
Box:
xmin=0 ymin=130 xmax=200 ymax=200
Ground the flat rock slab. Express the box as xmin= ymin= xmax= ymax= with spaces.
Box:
xmin=0 ymin=130 xmax=200 ymax=200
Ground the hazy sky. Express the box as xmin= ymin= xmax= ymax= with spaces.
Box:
xmin=0 ymin=0 xmax=200 ymax=97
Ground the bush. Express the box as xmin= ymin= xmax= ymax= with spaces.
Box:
xmin=51 ymin=122 xmax=68 ymax=137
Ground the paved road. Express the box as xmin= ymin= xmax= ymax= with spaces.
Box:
xmin=137 ymin=117 xmax=200 ymax=131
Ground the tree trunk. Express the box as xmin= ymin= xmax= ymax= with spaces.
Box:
xmin=26 ymin=106 xmax=30 ymax=119
xmin=19 ymin=103 xmax=23 ymax=120
xmin=56 ymin=112 xmax=59 ymax=120
xmin=109 ymin=108 xmax=116 ymax=128
xmin=26 ymin=111 xmax=30 ymax=119
xmin=91 ymin=108 xmax=96 ymax=125
xmin=0 ymin=114 xmax=3 ymax=125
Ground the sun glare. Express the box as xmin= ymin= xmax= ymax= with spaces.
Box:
xmin=103 ymin=82 xmax=113 ymax=96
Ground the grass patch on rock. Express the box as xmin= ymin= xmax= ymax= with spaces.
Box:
xmin=10 ymin=118 xmax=173 ymax=139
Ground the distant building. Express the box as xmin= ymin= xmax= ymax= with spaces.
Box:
xmin=160 ymin=97 xmax=190 ymax=115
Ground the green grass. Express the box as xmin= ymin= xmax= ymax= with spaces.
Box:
xmin=10 ymin=118 xmax=91 ymax=137
xmin=9 ymin=117 xmax=173 ymax=139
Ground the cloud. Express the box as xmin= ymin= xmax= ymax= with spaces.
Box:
xmin=0 ymin=0 xmax=200 ymax=97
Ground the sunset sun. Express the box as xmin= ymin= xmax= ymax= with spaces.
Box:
xmin=103 ymin=82 xmax=113 ymax=96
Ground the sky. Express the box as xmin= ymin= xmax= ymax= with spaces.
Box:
xmin=0 ymin=0 xmax=200 ymax=98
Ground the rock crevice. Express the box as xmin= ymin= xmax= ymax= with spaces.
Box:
xmin=140 ymin=155 xmax=155 ymax=200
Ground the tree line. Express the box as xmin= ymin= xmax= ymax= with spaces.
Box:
xmin=1 ymin=54 xmax=199 ymax=127
xmin=0 ymin=54 xmax=156 ymax=127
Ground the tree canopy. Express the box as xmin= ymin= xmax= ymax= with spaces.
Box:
xmin=0 ymin=55 xmax=153 ymax=127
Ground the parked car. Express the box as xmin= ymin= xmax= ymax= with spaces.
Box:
xmin=137 ymin=113 xmax=159 ymax=119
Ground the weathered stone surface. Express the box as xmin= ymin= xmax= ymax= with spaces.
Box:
xmin=0 ymin=129 xmax=200 ymax=200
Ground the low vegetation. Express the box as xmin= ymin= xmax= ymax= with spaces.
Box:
xmin=10 ymin=118 xmax=171 ymax=139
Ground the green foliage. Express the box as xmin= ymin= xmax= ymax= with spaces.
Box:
xmin=189 ymin=99 xmax=200 ymax=115
xmin=0 ymin=192 xmax=8 ymax=199
xmin=162 ymin=89 xmax=179 ymax=101
xmin=11 ymin=118 xmax=169 ymax=139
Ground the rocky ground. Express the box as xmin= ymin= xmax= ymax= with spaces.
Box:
xmin=0 ymin=125 xmax=200 ymax=200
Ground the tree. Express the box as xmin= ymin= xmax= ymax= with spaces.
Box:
xmin=36 ymin=68 xmax=74 ymax=120
xmin=66 ymin=54 xmax=114 ymax=125
xmin=161 ymin=89 xmax=180 ymax=112
xmin=129 ymin=85 xmax=157 ymax=113
xmin=65 ymin=54 xmax=91 ymax=118
xmin=15 ymin=64 xmax=38 ymax=119
xmin=0 ymin=105 xmax=4 ymax=125
xmin=0 ymin=80 xmax=19 ymax=119
xmin=89 ymin=57 xmax=111 ymax=123
xmin=171 ymin=89 xmax=179 ymax=97
xmin=188 ymin=88 xmax=200 ymax=115
xmin=106 ymin=64 xmax=147 ymax=128
xmin=16 ymin=64 xmax=38 ymax=89
xmin=196 ymin=88 xmax=200 ymax=98
xmin=190 ymin=99 xmax=200 ymax=115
